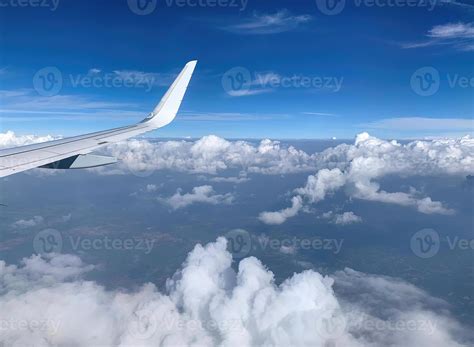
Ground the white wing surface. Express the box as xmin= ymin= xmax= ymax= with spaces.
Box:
xmin=0 ymin=60 xmax=197 ymax=178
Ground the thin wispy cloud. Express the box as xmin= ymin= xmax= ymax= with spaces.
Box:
xmin=179 ymin=111 xmax=284 ymax=121
xmin=365 ymin=117 xmax=474 ymax=131
xmin=222 ymin=10 xmax=312 ymax=35
xmin=402 ymin=22 xmax=474 ymax=51
xmin=0 ymin=89 xmax=144 ymax=122
xmin=439 ymin=0 xmax=474 ymax=9
xmin=302 ymin=112 xmax=338 ymax=117
xmin=112 ymin=70 xmax=176 ymax=87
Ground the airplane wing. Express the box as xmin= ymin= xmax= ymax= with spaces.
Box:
xmin=0 ymin=60 xmax=197 ymax=178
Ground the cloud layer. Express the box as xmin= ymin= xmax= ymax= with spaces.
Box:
xmin=2 ymin=131 xmax=472 ymax=220
xmin=161 ymin=185 xmax=234 ymax=210
xmin=0 ymin=238 xmax=469 ymax=346
xmin=260 ymin=132 xmax=472 ymax=223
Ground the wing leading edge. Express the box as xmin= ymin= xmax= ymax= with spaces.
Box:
xmin=0 ymin=60 xmax=197 ymax=178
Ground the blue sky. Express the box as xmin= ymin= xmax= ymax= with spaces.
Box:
xmin=0 ymin=0 xmax=473 ymax=139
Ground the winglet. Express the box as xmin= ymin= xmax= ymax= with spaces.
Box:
xmin=141 ymin=60 xmax=197 ymax=129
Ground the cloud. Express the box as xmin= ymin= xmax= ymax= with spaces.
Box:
xmin=334 ymin=212 xmax=363 ymax=225
xmin=11 ymin=216 xmax=44 ymax=229
xmin=402 ymin=22 xmax=474 ymax=51
xmin=87 ymin=68 xmax=101 ymax=74
xmin=0 ymin=131 xmax=59 ymax=149
xmin=100 ymin=132 xmax=474 ymax=179
xmin=1 ymin=131 xmax=472 ymax=216
xmin=222 ymin=9 xmax=312 ymax=35
xmin=10 ymin=214 xmax=72 ymax=231
xmin=0 ymin=89 xmax=143 ymax=123
xmin=0 ymin=238 xmax=470 ymax=346
xmin=439 ymin=0 xmax=474 ymax=8
xmin=178 ymin=112 xmax=282 ymax=122
xmin=321 ymin=211 xmax=363 ymax=225
xmin=226 ymin=88 xmax=274 ymax=97
xmin=146 ymin=184 xmax=159 ymax=192
xmin=258 ymin=196 xmax=303 ymax=225
xmin=162 ymin=185 xmax=234 ymax=210
xmin=111 ymin=70 xmax=176 ymax=87
xmin=365 ymin=117 xmax=474 ymax=131
xmin=428 ymin=23 xmax=474 ymax=39
xmin=206 ymin=173 xmax=250 ymax=184
xmin=260 ymin=132 xmax=471 ymax=222
xmin=302 ymin=112 xmax=338 ymax=117
xmin=104 ymin=135 xmax=317 ymax=175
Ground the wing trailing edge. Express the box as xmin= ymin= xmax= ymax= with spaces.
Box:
xmin=0 ymin=60 xmax=198 ymax=177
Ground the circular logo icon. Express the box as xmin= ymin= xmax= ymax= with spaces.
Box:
xmin=33 ymin=229 xmax=63 ymax=255
xmin=225 ymin=229 xmax=252 ymax=259
xmin=410 ymin=228 xmax=440 ymax=259
xmin=222 ymin=67 xmax=251 ymax=96
xmin=127 ymin=0 xmax=157 ymax=15
xmin=33 ymin=67 xmax=63 ymax=96
xmin=127 ymin=162 xmax=156 ymax=178
xmin=315 ymin=0 xmax=346 ymax=15
xmin=410 ymin=67 xmax=440 ymax=96
xmin=315 ymin=313 xmax=347 ymax=340
xmin=127 ymin=312 xmax=158 ymax=340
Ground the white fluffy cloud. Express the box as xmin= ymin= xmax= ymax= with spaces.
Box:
xmin=11 ymin=216 xmax=44 ymax=229
xmin=321 ymin=211 xmax=363 ymax=225
xmin=334 ymin=212 xmax=362 ymax=225
xmin=0 ymin=131 xmax=59 ymax=149
xmin=258 ymin=196 xmax=303 ymax=225
xmin=0 ymin=238 xmax=469 ymax=346
xmin=104 ymin=135 xmax=317 ymax=175
xmin=1 ymin=131 xmax=472 ymax=217
xmin=162 ymin=185 xmax=234 ymax=210
xmin=260 ymin=132 xmax=471 ymax=223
